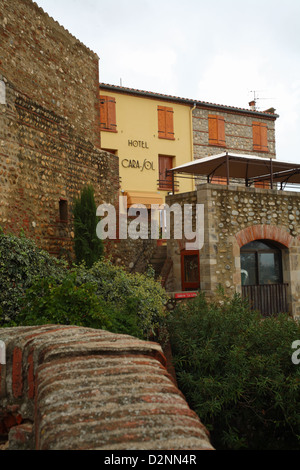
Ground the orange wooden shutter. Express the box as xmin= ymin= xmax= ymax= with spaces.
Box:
xmin=208 ymin=115 xmax=218 ymax=145
xmin=158 ymin=106 xmax=174 ymax=140
xmin=208 ymin=115 xmax=225 ymax=146
xmin=165 ymin=107 xmax=174 ymax=139
xmin=158 ymin=106 xmax=166 ymax=138
xmin=211 ymin=176 xmax=227 ymax=185
xmin=255 ymin=181 xmax=270 ymax=188
xmin=100 ymin=95 xmax=117 ymax=131
xmin=217 ymin=116 xmax=225 ymax=146
xmin=260 ymin=123 xmax=268 ymax=152
xmin=252 ymin=122 xmax=261 ymax=150
xmin=253 ymin=122 xmax=268 ymax=151
xmin=100 ymin=95 xmax=108 ymax=129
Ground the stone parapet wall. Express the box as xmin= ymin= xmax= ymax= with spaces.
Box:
xmin=0 ymin=325 xmax=213 ymax=450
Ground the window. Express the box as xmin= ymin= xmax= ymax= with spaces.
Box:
xmin=254 ymin=180 xmax=270 ymax=189
xmin=208 ymin=115 xmax=225 ymax=147
xmin=59 ymin=198 xmax=68 ymax=223
xmin=241 ymin=240 xmax=282 ymax=286
xmin=100 ymin=95 xmax=117 ymax=132
xmin=158 ymin=155 xmax=174 ymax=190
xmin=252 ymin=121 xmax=268 ymax=152
xmin=181 ymin=250 xmax=200 ymax=291
xmin=211 ymin=176 xmax=227 ymax=185
xmin=158 ymin=106 xmax=175 ymax=140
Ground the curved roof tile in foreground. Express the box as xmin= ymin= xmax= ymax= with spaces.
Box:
xmin=0 ymin=325 xmax=214 ymax=450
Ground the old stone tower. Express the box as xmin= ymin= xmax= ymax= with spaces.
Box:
xmin=0 ymin=0 xmax=119 ymax=259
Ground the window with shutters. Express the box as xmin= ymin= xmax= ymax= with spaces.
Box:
xmin=157 ymin=106 xmax=175 ymax=140
xmin=100 ymin=95 xmax=117 ymax=132
xmin=211 ymin=176 xmax=227 ymax=185
xmin=252 ymin=121 xmax=268 ymax=152
xmin=208 ymin=115 xmax=225 ymax=147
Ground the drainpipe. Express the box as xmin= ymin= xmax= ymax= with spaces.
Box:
xmin=190 ymin=103 xmax=196 ymax=189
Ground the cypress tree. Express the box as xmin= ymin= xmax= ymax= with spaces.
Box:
xmin=73 ymin=185 xmax=103 ymax=267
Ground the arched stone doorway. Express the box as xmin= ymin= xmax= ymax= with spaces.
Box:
xmin=235 ymin=225 xmax=293 ymax=316
xmin=240 ymin=239 xmax=289 ymax=316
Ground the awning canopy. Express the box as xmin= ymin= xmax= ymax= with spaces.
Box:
xmin=170 ymin=152 xmax=300 ymax=187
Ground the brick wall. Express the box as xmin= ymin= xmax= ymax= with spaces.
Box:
xmin=0 ymin=0 xmax=120 ymax=259
xmin=0 ymin=76 xmax=119 ymax=259
xmin=0 ymin=0 xmax=100 ymax=148
xmin=0 ymin=325 xmax=214 ymax=450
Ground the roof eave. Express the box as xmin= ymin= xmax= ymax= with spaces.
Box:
xmin=99 ymin=83 xmax=279 ymax=119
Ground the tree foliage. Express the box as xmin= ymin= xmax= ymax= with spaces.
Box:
xmin=167 ymin=291 xmax=300 ymax=450
xmin=73 ymin=185 xmax=104 ymax=268
xmin=0 ymin=228 xmax=66 ymax=325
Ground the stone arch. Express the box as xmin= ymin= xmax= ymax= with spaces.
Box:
xmin=234 ymin=224 xmax=294 ymax=316
xmin=235 ymin=224 xmax=293 ymax=249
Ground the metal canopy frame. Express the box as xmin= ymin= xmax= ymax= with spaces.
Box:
xmin=168 ymin=152 xmax=300 ymax=193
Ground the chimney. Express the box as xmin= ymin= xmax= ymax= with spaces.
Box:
xmin=249 ymin=100 xmax=256 ymax=111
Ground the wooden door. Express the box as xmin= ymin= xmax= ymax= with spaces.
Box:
xmin=158 ymin=155 xmax=173 ymax=190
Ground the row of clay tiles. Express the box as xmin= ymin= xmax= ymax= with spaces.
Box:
xmin=0 ymin=325 xmax=214 ymax=450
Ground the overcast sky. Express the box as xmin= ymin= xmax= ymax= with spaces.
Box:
xmin=35 ymin=0 xmax=300 ymax=164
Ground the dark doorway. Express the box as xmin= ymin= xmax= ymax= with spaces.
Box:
xmin=241 ymin=240 xmax=288 ymax=316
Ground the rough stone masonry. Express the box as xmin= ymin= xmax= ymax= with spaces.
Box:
xmin=0 ymin=0 xmax=119 ymax=259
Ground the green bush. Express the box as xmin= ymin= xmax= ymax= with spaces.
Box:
xmin=16 ymin=272 xmax=111 ymax=330
xmin=0 ymin=230 xmax=168 ymax=340
xmin=0 ymin=229 xmax=66 ymax=325
xmin=167 ymin=291 xmax=300 ymax=450
xmin=71 ymin=260 xmax=169 ymax=339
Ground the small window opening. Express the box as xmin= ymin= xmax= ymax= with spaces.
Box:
xmin=59 ymin=199 xmax=68 ymax=222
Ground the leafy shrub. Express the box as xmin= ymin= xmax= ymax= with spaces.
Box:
xmin=167 ymin=291 xmax=300 ymax=450
xmin=71 ymin=260 xmax=169 ymax=339
xmin=0 ymin=230 xmax=168 ymax=339
xmin=16 ymin=272 xmax=111 ymax=330
xmin=0 ymin=229 xmax=66 ymax=325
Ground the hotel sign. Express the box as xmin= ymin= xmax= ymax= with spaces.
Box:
xmin=121 ymin=138 xmax=154 ymax=171
xmin=121 ymin=158 xmax=155 ymax=171
xmin=128 ymin=139 xmax=149 ymax=149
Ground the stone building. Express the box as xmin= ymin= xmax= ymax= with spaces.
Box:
xmin=100 ymin=83 xmax=278 ymax=192
xmin=165 ymin=153 xmax=300 ymax=319
xmin=192 ymin=102 xmax=277 ymax=161
xmin=98 ymin=83 xmax=279 ymax=276
xmin=0 ymin=0 xmax=119 ymax=260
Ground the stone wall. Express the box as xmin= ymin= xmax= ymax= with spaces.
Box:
xmin=0 ymin=0 xmax=100 ymax=148
xmin=0 ymin=325 xmax=213 ymax=450
xmin=193 ymin=107 xmax=277 ymax=160
xmin=0 ymin=0 xmax=121 ymax=260
xmin=0 ymin=76 xmax=119 ymax=259
xmin=167 ymin=184 xmax=300 ymax=318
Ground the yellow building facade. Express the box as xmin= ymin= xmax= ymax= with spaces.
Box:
xmin=99 ymin=84 xmax=195 ymax=209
